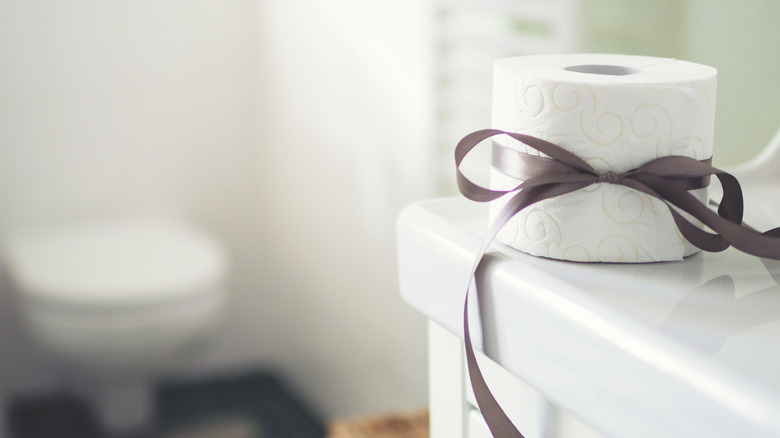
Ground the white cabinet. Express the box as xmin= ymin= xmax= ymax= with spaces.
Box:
xmin=399 ymin=197 xmax=780 ymax=438
xmin=429 ymin=321 xmax=605 ymax=438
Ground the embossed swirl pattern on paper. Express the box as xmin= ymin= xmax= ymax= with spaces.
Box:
xmin=489 ymin=54 xmax=717 ymax=262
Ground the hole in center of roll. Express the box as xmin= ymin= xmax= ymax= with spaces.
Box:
xmin=564 ymin=64 xmax=640 ymax=76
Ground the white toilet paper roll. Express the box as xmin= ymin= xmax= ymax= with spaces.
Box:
xmin=489 ymin=54 xmax=717 ymax=262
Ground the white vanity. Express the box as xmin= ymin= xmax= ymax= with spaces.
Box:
xmin=397 ymin=189 xmax=780 ymax=438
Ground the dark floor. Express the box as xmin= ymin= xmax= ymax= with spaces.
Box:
xmin=7 ymin=370 xmax=325 ymax=438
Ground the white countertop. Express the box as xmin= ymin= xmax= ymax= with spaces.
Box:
xmin=397 ymin=189 xmax=780 ymax=438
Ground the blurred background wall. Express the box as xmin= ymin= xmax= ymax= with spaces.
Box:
xmin=0 ymin=0 xmax=778 ymax=429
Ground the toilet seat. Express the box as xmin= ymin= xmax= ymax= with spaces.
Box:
xmin=3 ymin=216 xmax=228 ymax=312
xmin=2 ymin=216 xmax=230 ymax=433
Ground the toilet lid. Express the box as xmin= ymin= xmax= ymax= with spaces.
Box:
xmin=3 ymin=216 xmax=227 ymax=310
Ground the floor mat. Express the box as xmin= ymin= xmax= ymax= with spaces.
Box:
xmin=7 ymin=392 xmax=101 ymax=438
xmin=7 ymin=370 xmax=325 ymax=438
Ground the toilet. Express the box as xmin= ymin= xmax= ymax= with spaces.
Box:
xmin=2 ymin=215 xmax=228 ymax=435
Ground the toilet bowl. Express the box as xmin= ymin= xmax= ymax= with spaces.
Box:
xmin=2 ymin=215 xmax=228 ymax=435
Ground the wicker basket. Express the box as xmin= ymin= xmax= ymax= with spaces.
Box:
xmin=328 ymin=409 xmax=429 ymax=438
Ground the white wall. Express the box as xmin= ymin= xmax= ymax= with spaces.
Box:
xmin=246 ymin=0 xmax=433 ymax=417
xmin=0 ymin=1 xmax=257 ymax=230
xmin=0 ymin=0 xmax=432 ymax=425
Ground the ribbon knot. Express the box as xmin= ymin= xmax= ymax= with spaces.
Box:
xmin=597 ymin=171 xmax=622 ymax=185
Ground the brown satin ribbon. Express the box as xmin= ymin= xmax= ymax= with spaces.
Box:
xmin=455 ymin=129 xmax=780 ymax=438
xmin=491 ymin=141 xmax=713 ymax=192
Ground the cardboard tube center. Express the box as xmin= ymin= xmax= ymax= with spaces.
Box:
xmin=564 ymin=64 xmax=640 ymax=76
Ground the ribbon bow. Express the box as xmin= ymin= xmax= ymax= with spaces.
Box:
xmin=456 ymin=129 xmax=780 ymax=258
xmin=456 ymin=129 xmax=780 ymax=438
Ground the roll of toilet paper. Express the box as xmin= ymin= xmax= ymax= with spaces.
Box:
xmin=489 ymin=54 xmax=717 ymax=262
